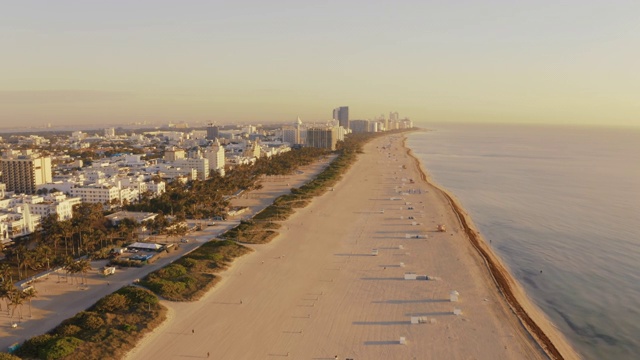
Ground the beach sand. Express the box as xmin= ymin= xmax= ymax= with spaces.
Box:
xmin=126 ymin=133 xmax=579 ymax=360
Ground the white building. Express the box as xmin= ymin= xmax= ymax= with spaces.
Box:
xmin=0 ymin=151 xmax=53 ymax=194
xmin=146 ymin=181 xmax=166 ymax=196
xmin=164 ymin=148 xmax=186 ymax=161
xmin=28 ymin=193 xmax=81 ymax=221
xmin=204 ymin=139 xmax=226 ymax=176
xmin=0 ymin=205 xmax=41 ymax=239
xmin=70 ymin=185 xmax=122 ymax=206
xmin=173 ymin=158 xmax=209 ymax=181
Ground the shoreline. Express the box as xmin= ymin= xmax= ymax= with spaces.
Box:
xmin=403 ymin=134 xmax=580 ymax=360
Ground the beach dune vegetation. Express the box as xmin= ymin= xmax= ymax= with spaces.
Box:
xmin=13 ymin=286 xmax=165 ymax=360
xmin=140 ymin=240 xmax=252 ymax=301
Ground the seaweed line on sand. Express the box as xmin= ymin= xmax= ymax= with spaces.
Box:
xmin=402 ymin=135 xmax=565 ymax=360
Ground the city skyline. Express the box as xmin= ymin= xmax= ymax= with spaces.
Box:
xmin=2 ymin=1 xmax=639 ymax=128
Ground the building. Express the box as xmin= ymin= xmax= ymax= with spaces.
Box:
xmin=70 ymin=185 xmax=121 ymax=206
xmin=105 ymin=211 xmax=158 ymax=226
xmin=350 ymin=119 xmax=371 ymax=134
xmin=173 ymin=158 xmax=209 ymax=181
xmin=204 ymin=139 xmax=226 ymax=176
xmin=0 ymin=151 xmax=52 ymax=194
xmin=28 ymin=193 xmax=81 ymax=221
xmin=104 ymin=128 xmax=116 ymax=138
xmin=282 ymin=117 xmax=305 ymax=145
xmin=307 ymin=127 xmax=338 ymax=151
xmin=333 ymin=106 xmax=349 ymax=130
xmin=146 ymin=181 xmax=166 ymax=197
xmin=206 ymin=124 xmax=219 ymax=140
xmin=164 ymin=148 xmax=186 ymax=162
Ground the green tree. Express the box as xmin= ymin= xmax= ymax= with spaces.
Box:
xmin=23 ymin=287 xmax=37 ymax=318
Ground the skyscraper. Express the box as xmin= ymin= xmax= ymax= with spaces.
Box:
xmin=307 ymin=127 xmax=338 ymax=151
xmin=283 ymin=117 xmax=304 ymax=145
xmin=332 ymin=106 xmax=349 ymax=130
xmin=206 ymin=124 xmax=219 ymax=140
xmin=0 ymin=151 xmax=52 ymax=194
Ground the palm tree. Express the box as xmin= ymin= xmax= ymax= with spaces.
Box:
xmin=13 ymin=245 xmax=27 ymax=280
xmin=60 ymin=220 xmax=73 ymax=257
xmin=21 ymin=250 xmax=42 ymax=280
xmin=0 ymin=264 xmax=13 ymax=314
xmin=8 ymin=289 xmax=24 ymax=323
xmin=63 ymin=257 xmax=75 ymax=284
xmin=38 ymin=245 xmax=53 ymax=270
xmin=0 ymin=281 xmax=10 ymax=314
xmin=76 ymin=259 xmax=92 ymax=285
xmin=22 ymin=287 xmax=36 ymax=318
xmin=0 ymin=263 xmax=11 ymax=284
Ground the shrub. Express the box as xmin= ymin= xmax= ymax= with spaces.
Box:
xmin=77 ymin=312 xmax=105 ymax=330
xmin=15 ymin=334 xmax=55 ymax=359
xmin=0 ymin=353 xmax=22 ymax=360
xmin=94 ymin=293 xmax=129 ymax=313
xmin=118 ymin=286 xmax=158 ymax=306
xmin=158 ymin=264 xmax=187 ymax=278
xmin=182 ymin=258 xmax=197 ymax=268
xmin=122 ymin=323 xmax=137 ymax=333
xmin=55 ymin=324 xmax=82 ymax=337
xmin=41 ymin=337 xmax=83 ymax=360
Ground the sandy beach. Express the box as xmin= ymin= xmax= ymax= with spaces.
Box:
xmin=125 ymin=133 xmax=579 ymax=360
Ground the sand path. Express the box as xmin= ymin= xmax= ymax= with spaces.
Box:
xmin=126 ymin=134 xmax=576 ymax=360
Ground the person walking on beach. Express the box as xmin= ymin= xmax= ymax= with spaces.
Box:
xmin=207 ymin=352 xmax=210 ymax=358
xmin=192 ymin=329 xmax=195 ymax=334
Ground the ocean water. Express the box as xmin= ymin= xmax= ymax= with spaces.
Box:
xmin=407 ymin=124 xmax=640 ymax=360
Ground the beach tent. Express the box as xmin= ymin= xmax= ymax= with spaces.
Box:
xmin=450 ymin=290 xmax=459 ymax=302
xmin=404 ymin=272 xmax=417 ymax=280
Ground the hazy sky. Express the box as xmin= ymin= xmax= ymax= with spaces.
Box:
xmin=2 ymin=1 xmax=639 ymax=127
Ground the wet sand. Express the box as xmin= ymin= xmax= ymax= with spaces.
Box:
xmin=126 ymin=133 xmax=579 ymax=360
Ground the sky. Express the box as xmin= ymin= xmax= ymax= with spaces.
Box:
xmin=1 ymin=0 xmax=639 ymax=128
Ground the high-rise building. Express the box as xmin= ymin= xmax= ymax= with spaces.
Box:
xmin=206 ymin=124 xmax=219 ymax=140
xmin=0 ymin=152 xmax=52 ymax=194
xmin=333 ymin=106 xmax=349 ymax=130
xmin=283 ymin=117 xmax=305 ymax=145
xmin=307 ymin=127 xmax=338 ymax=151
xmin=204 ymin=139 xmax=226 ymax=176
xmin=350 ymin=120 xmax=371 ymax=134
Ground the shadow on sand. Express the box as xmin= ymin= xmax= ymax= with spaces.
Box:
xmin=372 ymin=299 xmax=449 ymax=304
xmin=364 ymin=340 xmax=401 ymax=346
xmin=353 ymin=321 xmax=408 ymax=326
xmin=360 ymin=277 xmax=404 ymax=281
xmin=334 ymin=253 xmax=374 ymax=257
xmin=404 ymin=311 xmax=452 ymax=317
